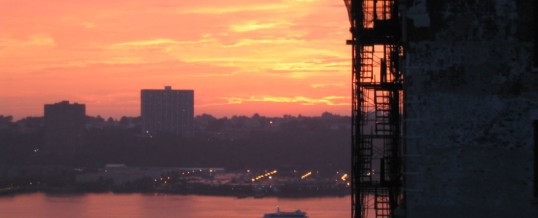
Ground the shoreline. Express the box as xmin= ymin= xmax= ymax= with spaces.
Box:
xmin=0 ymin=187 xmax=350 ymax=199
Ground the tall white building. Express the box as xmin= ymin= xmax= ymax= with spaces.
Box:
xmin=141 ymin=86 xmax=194 ymax=137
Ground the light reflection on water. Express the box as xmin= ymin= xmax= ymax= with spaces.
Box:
xmin=0 ymin=193 xmax=351 ymax=218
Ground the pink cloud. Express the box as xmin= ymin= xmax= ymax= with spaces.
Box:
xmin=0 ymin=0 xmax=351 ymax=120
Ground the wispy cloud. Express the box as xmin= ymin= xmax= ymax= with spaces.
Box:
xmin=223 ymin=38 xmax=304 ymax=47
xmin=81 ymin=22 xmax=96 ymax=29
xmin=181 ymin=57 xmax=278 ymax=64
xmin=190 ymin=72 xmax=238 ymax=78
xmin=0 ymin=34 xmax=56 ymax=47
xmin=229 ymin=20 xmax=292 ymax=32
xmin=310 ymin=83 xmax=346 ymax=88
xmin=222 ymin=96 xmax=350 ymax=106
xmin=181 ymin=4 xmax=289 ymax=14
xmin=110 ymin=38 xmax=211 ymax=48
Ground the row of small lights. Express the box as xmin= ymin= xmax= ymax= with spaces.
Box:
xmin=301 ymin=171 xmax=312 ymax=180
xmin=340 ymin=173 xmax=348 ymax=181
xmin=335 ymin=171 xmax=350 ymax=187
xmin=155 ymin=169 xmax=218 ymax=183
xmin=180 ymin=169 xmax=215 ymax=176
xmin=154 ymin=176 xmax=172 ymax=184
xmin=251 ymin=170 xmax=278 ymax=182
xmin=154 ymin=170 xmax=351 ymax=183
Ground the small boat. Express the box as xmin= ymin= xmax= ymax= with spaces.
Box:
xmin=263 ymin=207 xmax=308 ymax=218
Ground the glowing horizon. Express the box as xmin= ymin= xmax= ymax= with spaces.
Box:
xmin=0 ymin=0 xmax=351 ymax=120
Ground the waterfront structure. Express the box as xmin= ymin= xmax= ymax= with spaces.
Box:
xmin=44 ymin=101 xmax=86 ymax=159
xmin=141 ymin=86 xmax=194 ymax=136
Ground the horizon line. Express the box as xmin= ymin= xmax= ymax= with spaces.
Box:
xmin=2 ymin=111 xmax=351 ymax=122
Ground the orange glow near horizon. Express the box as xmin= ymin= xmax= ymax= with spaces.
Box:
xmin=0 ymin=0 xmax=351 ymax=120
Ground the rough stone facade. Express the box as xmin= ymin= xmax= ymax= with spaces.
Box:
xmin=404 ymin=0 xmax=538 ymax=217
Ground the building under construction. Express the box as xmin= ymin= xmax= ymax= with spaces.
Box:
xmin=346 ymin=0 xmax=538 ymax=217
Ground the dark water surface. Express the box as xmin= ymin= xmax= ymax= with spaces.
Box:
xmin=0 ymin=193 xmax=351 ymax=218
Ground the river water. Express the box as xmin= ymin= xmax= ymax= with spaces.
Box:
xmin=0 ymin=193 xmax=351 ymax=218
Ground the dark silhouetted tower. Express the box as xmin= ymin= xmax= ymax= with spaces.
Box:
xmin=141 ymin=86 xmax=194 ymax=137
xmin=44 ymin=101 xmax=86 ymax=162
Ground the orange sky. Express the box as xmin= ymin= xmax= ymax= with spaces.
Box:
xmin=0 ymin=0 xmax=351 ymax=120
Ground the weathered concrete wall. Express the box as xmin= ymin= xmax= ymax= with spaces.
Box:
xmin=404 ymin=0 xmax=538 ymax=217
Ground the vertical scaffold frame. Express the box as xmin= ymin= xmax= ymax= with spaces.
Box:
xmin=345 ymin=0 xmax=404 ymax=218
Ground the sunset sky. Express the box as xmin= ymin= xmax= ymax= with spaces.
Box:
xmin=0 ymin=0 xmax=351 ymax=120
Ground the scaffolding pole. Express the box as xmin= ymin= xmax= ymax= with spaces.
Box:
xmin=345 ymin=1 xmax=404 ymax=218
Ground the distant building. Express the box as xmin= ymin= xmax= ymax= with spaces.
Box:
xmin=44 ymin=101 xmax=86 ymax=159
xmin=141 ymin=86 xmax=194 ymax=136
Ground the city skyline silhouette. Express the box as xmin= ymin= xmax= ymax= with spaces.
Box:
xmin=0 ymin=0 xmax=350 ymax=120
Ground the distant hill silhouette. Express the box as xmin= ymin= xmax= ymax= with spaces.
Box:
xmin=0 ymin=113 xmax=351 ymax=173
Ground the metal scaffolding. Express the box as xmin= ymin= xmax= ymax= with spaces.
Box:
xmin=344 ymin=0 xmax=404 ymax=218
